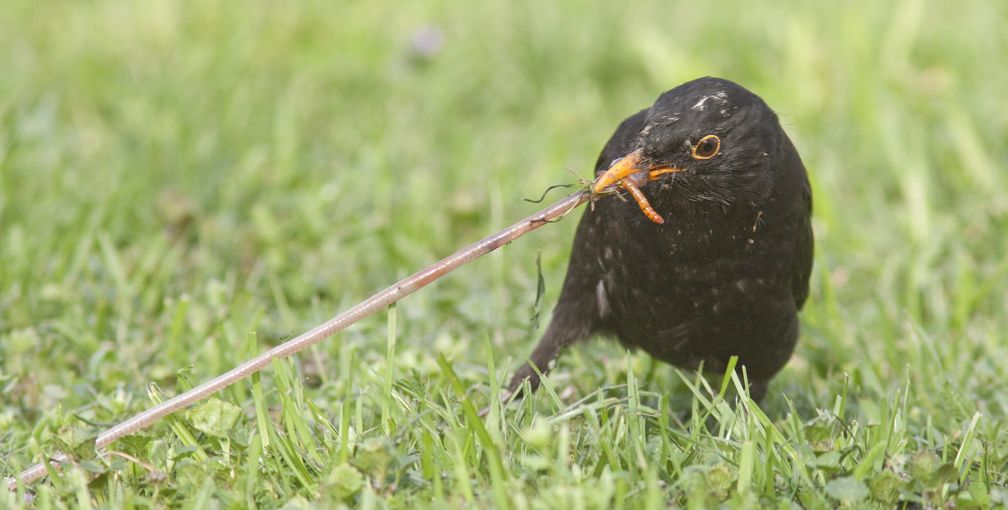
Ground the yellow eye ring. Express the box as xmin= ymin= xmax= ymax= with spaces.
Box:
xmin=691 ymin=134 xmax=721 ymax=160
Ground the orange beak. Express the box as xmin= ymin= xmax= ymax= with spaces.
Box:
xmin=593 ymin=150 xmax=644 ymax=193
xmin=592 ymin=150 xmax=683 ymax=193
xmin=591 ymin=150 xmax=683 ymax=225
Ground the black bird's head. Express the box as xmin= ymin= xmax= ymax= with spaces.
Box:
xmin=593 ymin=77 xmax=794 ymax=223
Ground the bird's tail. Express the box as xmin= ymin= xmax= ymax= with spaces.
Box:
xmin=505 ymin=296 xmax=597 ymax=397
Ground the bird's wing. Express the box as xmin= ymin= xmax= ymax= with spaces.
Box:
xmin=791 ymin=181 xmax=814 ymax=310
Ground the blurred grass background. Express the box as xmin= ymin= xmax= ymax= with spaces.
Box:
xmin=2 ymin=0 xmax=1007 ymax=507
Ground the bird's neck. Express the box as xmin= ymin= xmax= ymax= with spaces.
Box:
xmin=601 ymin=198 xmax=777 ymax=263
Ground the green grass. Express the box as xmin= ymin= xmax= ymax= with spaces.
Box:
xmin=2 ymin=0 xmax=1007 ymax=507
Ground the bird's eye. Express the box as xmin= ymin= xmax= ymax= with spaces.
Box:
xmin=691 ymin=135 xmax=720 ymax=160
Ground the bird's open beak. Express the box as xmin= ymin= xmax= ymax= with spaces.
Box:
xmin=592 ymin=149 xmax=683 ymax=193
xmin=593 ymin=150 xmax=644 ymax=193
xmin=591 ymin=150 xmax=683 ymax=225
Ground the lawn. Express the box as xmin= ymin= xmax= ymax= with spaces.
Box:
xmin=2 ymin=0 xmax=1007 ymax=507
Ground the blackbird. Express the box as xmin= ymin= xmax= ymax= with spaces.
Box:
xmin=507 ymin=77 xmax=813 ymax=402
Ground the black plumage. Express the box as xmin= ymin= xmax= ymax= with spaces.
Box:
xmin=507 ymin=77 xmax=813 ymax=402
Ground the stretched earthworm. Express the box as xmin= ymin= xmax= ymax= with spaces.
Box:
xmin=8 ymin=190 xmax=589 ymax=491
